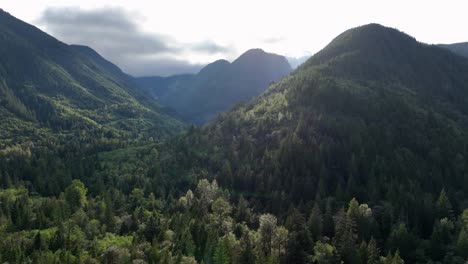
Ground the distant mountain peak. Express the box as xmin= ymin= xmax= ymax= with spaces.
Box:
xmin=210 ymin=59 xmax=231 ymax=65
xmin=301 ymin=23 xmax=421 ymax=71
xmin=297 ymin=23 xmax=468 ymax=105
xmin=233 ymin=48 xmax=284 ymax=64
xmin=340 ymin=23 xmax=402 ymax=36
xmin=137 ymin=48 xmax=292 ymax=124
xmin=232 ymin=48 xmax=292 ymax=74
xmin=242 ymin=48 xmax=267 ymax=55
xmin=324 ymin=23 xmax=415 ymax=51
xmin=198 ymin=59 xmax=230 ymax=76
xmin=354 ymin=22 xmax=386 ymax=30
xmin=438 ymin=42 xmax=468 ymax=59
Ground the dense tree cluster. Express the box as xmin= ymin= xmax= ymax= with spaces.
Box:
xmin=1 ymin=178 xmax=467 ymax=263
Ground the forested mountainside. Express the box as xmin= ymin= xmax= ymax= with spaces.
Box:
xmin=190 ymin=23 xmax=468 ymax=209
xmin=1 ymin=15 xmax=468 ymax=264
xmin=136 ymin=49 xmax=292 ymax=125
xmin=439 ymin=42 xmax=468 ymax=59
xmin=141 ymin=24 xmax=468 ymax=263
xmin=0 ymin=9 xmax=184 ymax=146
xmin=0 ymin=10 xmax=185 ymax=211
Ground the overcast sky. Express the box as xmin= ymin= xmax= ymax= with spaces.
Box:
xmin=2 ymin=0 xmax=468 ymax=76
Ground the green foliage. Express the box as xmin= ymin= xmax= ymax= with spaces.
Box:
xmin=95 ymin=233 xmax=133 ymax=254
xmin=308 ymin=203 xmax=323 ymax=242
xmin=366 ymin=238 xmax=380 ymax=264
xmin=311 ymin=242 xmax=339 ymax=264
xmin=456 ymin=228 xmax=468 ymax=259
xmin=213 ymin=239 xmax=230 ymax=264
xmin=436 ymin=189 xmax=453 ymax=219
xmin=64 ymin=180 xmax=88 ymax=211
xmin=259 ymin=214 xmax=277 ymax=257
xmin=382 ymin=250 xmax=404 ymax=264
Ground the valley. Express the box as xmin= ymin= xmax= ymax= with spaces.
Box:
xmin=0 ymin=8 xmax=468 ymax=264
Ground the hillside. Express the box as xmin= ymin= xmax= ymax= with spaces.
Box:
xmin=0 ymin=10 xmax=186 ymax=202
xmin=136 ymin=49 xmax=292 ymax=124
xmin=439 ymin=42 xmax=468 ymax=59
xmin=195 ymin=23 xmax=468 ymax=201
xmin=152 ymin=24 xmax=468 ymax=263
xmin=0 ymin=10 xmax=184 ymax=146
xmin=137 ymin=73 xmax=195 ymax=101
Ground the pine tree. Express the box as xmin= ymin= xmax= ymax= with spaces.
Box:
xmin=347 ymin=198 xmax=360 ymax=223
xmin=33 ymin=231 xmax=42 ymax=251
xmin=239 ymin=231 xmax=256 ymax=264
xmin=308 ymin=202 xmax=324 ymax=242
xmin=456 ymin=229 xmax=468 ymax=259
xmin=391 ymin=250 xmax=404 ymax=264
xmin=145 ymin=213 xmax=161 ymax=242
xmin=285 ymin=209 xmax=311 ymax=264
xmin=259 ymin=214 xmax=278 ymax=257
xmin=104 ymin=192 xmax=115 ymax=232
xmin=366 ymin=237 xmax=380 ymax=264
xmin=334 ymin=207 xmax=357 ymax=263
xmin=213 ymin=239 xmax=230 ymax=264
xmin=387 ymin=223 xmax=413 ymax=260
xmin=435 ymin=189 xmax=453 ymax=219
xmin=430 ymin=218 xmax=454 ymax=261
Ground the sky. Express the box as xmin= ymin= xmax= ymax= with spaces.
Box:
xmin=2 ymin=0 xmax=468 ymax=76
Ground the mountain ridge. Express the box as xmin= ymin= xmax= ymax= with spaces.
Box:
xmin=169 ymin=23 xmax=468 ymax=217
xmin=0 ymin=11 xmax=185 ymax=144
xmin=439 ymin=42 xmax=468 ymax=59
xmin=136 ymin=48 xmax=292 ymax=124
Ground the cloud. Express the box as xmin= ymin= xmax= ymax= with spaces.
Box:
xmin=262 ymin=36 xmax=286 ymax=44
xmin=191 ymin=41 xmax=231 ymax=54
xmin=37 ymin=7 xmax=230 ymax=76
xmin=122 ymin=55 xmax=205 ymax=77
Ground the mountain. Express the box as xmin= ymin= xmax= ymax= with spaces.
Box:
xmin=150 ymin=24 xmax=468 ymax=262
xmin=137 ymin=74 xmax=195 ymax=100
xmin=136 ymin=49 xmax=292 ymax=124
xmin=2 ymin=19 xmax=468 ymax=263
xmin=439 ymin=42 xmax=468 ymax=59
xmin=287 ymin=55 xmax=311 ymax=69
xmin=209 ymin=23 xmax=468 ymax=201
xmin=0 ymin=10 xmax=184 ymax=145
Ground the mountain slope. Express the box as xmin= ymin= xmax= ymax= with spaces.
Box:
xmin=137 ymin=74 xmax=195 ymax=101
xmin=147 ymin=25 xmax=468 ymax=262
xmin=136 ymin=49 xmax=292 ymax=124
xmin=439 ymin=42 xmax=468 ymax=59
xmin=163 ymin=23 xmax=468 ymax=225
xmin=0 ymin=10 xmax=184 ymax=145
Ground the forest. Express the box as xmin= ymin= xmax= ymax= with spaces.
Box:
xmin=1 ymin=9 xmax=468 ymax=264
